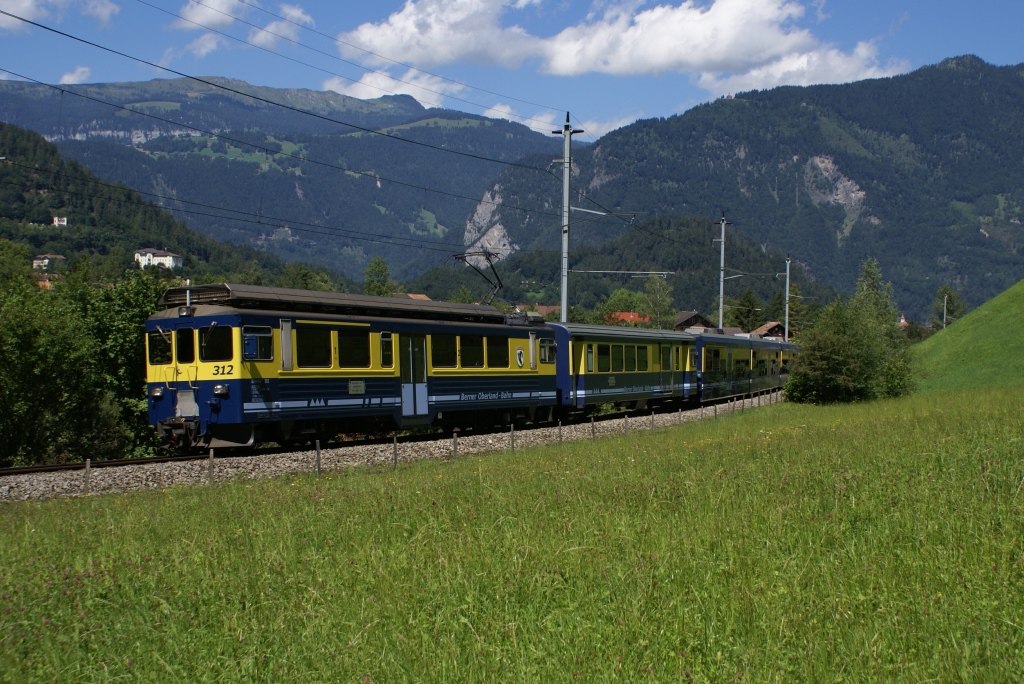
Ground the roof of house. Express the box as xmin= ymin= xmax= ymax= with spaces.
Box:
xmin=609 ymin=311 xmax=650 ymax=323
xmin=33 ymin=254 xmax=66 ymax=260
xmin=135 ymin=248 xmax=181 ymax=257
xmin=673 ymin=310 xmax=713 ymax=329
xmin=751 ymin=321 xmax=785 ymax=337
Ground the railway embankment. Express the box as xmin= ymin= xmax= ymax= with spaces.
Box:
xmin=0 ymin=395 xmax=774 ymax=502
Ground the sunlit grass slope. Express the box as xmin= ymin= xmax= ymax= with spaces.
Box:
xmin=915 ymin=277 xmax=1024 ymax=393
xmin=2 ymin=389 xmax=1023 ymax=681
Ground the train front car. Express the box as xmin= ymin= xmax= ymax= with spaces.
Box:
xmin=145 ymin=284 xmax=562 ymax=448
xmin=547 ymin=323 xmax=697 ymax=414
xmin=146 ymin=298 xmax=251 ymax=448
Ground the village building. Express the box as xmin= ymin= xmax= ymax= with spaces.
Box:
xmin=134 ymin=248 xmax=183 ymax=269
xmin=673 ymin=310 xmax=714 ymax=330
xmin=32 ymin=254 xmax=66 ymax=270
xmin=751 ymin=321 xmax=787 ymax=339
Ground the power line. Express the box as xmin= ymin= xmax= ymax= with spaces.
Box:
xmin=0 ymin=159 xmax=465 ymax=252
xmin=0 ymin=9 xmax=556 ymax=176
xmin=228 ymin=0 xmax=560 ymax=113
xmin=0 ymin=67 xmax=563 ymax=222
xmin=137 ymin=0 xmax=565 ymax=133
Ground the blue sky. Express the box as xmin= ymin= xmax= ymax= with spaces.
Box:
xmin=1 ymin=0 xmax=1022 ymax=139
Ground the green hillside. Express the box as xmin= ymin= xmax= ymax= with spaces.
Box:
xmin=915 ymin=277 xmax=1024 ymax=392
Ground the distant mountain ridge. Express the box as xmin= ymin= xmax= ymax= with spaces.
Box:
xmin=0 ymin=77 xmax=426 ymax=142
xmin=0 ymin=76 xmax=562 ymax=281
xmin=467 ymin=55 xmax=1024 ymax=317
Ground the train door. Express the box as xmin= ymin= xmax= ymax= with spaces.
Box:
xmin=660 ymin=344 xmax=673 ymax=395
xmin=401 ymin=334 xmax=428 ymax=417
xmin=173 ymin=324 xmax=200 ymax=418
xmin=572 ymin=341 xmax=587 ymax=408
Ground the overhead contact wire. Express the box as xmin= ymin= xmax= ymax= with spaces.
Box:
xmin=0 ymin=9 xmax=554 ymax=175
xmin=137 ymin=0 xmax=564 ymax=132
xmin=0 ymin=67 xmax=563 ymax=223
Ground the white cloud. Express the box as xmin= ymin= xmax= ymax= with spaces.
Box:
xmin=482 ymin=102 xmax=517 ymax=121
xmin=174 ymin=0 xmax=247 ymax=29
xmin=339 ymin=0 xmax=542 ymax=69
xmin=83 ymin=0 xmax=119 ymax=24
xmin=543 ymin=0 xmax=815 ymax=76
xmin=0 ymin=0 xmax=122 ymax=30
xmin=59 ymin=65 xmax=92 ymax=84
xmin=184 ymin=32 xmax=223 ymax=58
xmin=323 ymin=69 xmax=464 ymax=106
xmin=161 ymin=32 xmax=224 ymax=64
xmin=0 ymin=0 xmax=50 ymax=31
xmin=339 ymin=0 xmax=905 ymax=98
xmin=577 ymin=114 xmax=637 ymax=138
xmin=698 ymin=40 xmax=910 ymax=96
xmin=249 ymin=3 xmax=313 ymax=48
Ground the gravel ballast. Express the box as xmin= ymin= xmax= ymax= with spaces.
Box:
xmin=0 ymin=394 xmax=779 ymax=503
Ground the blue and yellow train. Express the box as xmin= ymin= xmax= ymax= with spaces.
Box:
xmin=145 ymin=284 xmax=795 ymax=448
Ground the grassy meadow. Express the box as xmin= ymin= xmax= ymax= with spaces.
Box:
xmin=2 ymin=386 xmax=1023 ymax=681
xmin=915 ymin=277 xmax=1024 ymax=393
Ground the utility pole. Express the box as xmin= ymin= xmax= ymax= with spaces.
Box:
xmin=714 ymin=213 xmax=731 ymax=329
xmin=784 ymin=256 xmax=791 ymax=342
xmin=552 ymin=113 xmax=583 ymax=323
xmin=943 ymin=294 xmax=948 ymax=329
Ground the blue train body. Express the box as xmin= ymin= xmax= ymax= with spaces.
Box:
xmin=145 ymin=284 xmax=795 ymax=448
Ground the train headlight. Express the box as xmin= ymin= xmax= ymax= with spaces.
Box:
xmin=150 ymin=386 xmax=165 ymax=399
xmin=213 ymin=384 xmax=229 ymax=397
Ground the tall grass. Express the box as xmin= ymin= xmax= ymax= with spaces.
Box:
xmin=915 ymin=277 xmax=1024 ymax=393
xmin=2 ymin=388 xmax=1023 ymax=681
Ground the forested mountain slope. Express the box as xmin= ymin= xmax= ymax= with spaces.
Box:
xmin=0 ymin=77 xmax=562 ymax=281
xmin=468 ymin=56 xmax=1024 ymax=318
xmin=0 ymin=122 xmax=292 ymax=280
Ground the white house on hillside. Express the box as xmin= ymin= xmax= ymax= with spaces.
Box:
xmin=32 ymin=254 xmax=66 ymax=270
xmin=135 ymin=248 xmax=183 ymax=269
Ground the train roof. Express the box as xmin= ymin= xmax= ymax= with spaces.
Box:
xmin=157 ymin=283 xmax=510 ymax=324
xmin=549 ymin=323 xmax=695 ymax=342
xmin=696 ymin=330 xmax=797 ymax=349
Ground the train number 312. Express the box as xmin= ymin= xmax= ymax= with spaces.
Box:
xmin=212 ymin=365 xmax=234 ymax=376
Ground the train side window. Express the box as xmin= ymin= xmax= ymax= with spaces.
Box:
xmin=380 ymin=332 xmax=393 ymax=368
xmin=431 ymin=334 xmax=458 ymax=368
xmin=539 ymin=339 xmax=556 ymax=364
xmin=176 ymin=328 xmax=195 ymax=364
xmin=461 ymin=335 xmax=484 ymax=368
xmin=689 ymin=348 xmax=697 ymax=371
xmin=624 ymin=345 xmax=636 ymax=372
xmin=637 ymin=346 xmax=648 ymax=371
xmin=597 ymin=344 xmax=610 ymax=372
xmin=338 ymin=329 xmax=370 ymax=368
xmin=148 ymin=329 xmax=172 ymax=365
xmin=586 ymin=344 xmax=594 ymax=372
xmin=199 ymin=325 xmax=234 ymax=362
xmin=611 ymin=345 xmax=624 ymax=373
xmin=486 ymin=337 xmax=509 ymax=368
xmin=296 ymin=328 xmax=332 ymax=368
xmin=242 ymin=326 xmax=273 ymax=361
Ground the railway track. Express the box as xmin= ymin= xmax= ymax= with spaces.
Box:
xmin=0 ymin=391 xmax=782 ymax=502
